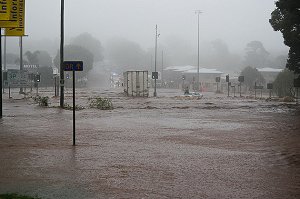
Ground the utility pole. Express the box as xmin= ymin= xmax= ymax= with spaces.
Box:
xmin=195 ymin=10 xmax=202 ymax=91
xmin=161 ymin=50 xmax=164 ymax=88
xmin=19 ymin=37 xmax=23 ymax=94
xmin=60 ymin=0 xmax=65 ymax=108
xmin=0 ymin=29 xmax=2 ymax=118
xmin=154 ymin=24 xmax=158 ymax=97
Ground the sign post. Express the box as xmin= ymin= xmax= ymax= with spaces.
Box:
xmin=63 ymin=61 xmax=83 ymax=146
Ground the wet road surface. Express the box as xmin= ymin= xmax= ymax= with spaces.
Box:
xmin=0 ymin=88 xmax=299 ymax=198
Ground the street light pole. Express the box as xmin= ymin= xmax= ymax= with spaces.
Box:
xmin=60 ymin=0 xmax=65 ymax=108
xmin=161 ymin=50 xmax=164 ymax=88
xmin=154 ymin=24 xmax=158 ymax=97
xmin=195 ymin=10 xmax=202 ymax=91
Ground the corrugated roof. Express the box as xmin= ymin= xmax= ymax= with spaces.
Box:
xmin=165 ymin=65 xmax=223 ymax=74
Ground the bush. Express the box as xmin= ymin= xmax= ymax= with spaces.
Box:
xmin=33 ymin=96 xmax=49 ymax=107
xmin=273 ymin=69 xmax=294 ymax=97
xmin=89 ymin=97 xmax=113 ymax=110
xmin=63 ymin=103 xmax=85 ymax=110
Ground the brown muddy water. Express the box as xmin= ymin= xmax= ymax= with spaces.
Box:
xmin=0 ymin=88 xmax=299 ymax=199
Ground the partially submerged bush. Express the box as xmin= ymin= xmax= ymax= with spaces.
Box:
xmin=33 ymin=96 xmax=49 ymax=107
xmin=89 ymin=97 xmax=113 ymax=110
xmin=63 ymin=103 xmax=85 ymax=110
xmin=282 ymin=96 xmax=295 ymax=102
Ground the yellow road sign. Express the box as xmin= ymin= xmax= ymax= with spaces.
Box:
xmin=0 ymin=0 xmax=11 ymax=20
xmin=0 ymin=0 xmax=19 ymax=28
xmin=5 ymin=0 xmax=24 ymax=36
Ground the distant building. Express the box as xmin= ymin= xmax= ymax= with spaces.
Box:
xmin=163 ymin=65 xmax=223 ymax=91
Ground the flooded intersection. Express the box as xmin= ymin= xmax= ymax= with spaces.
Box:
xmin=0 ymin=88 xmax=299 ymax=199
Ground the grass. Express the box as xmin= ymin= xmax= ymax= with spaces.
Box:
xmin=0 ymin=193 xmax=41 ymax=199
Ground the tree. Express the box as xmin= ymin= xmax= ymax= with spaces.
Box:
xmin=36 ymin=51 xmax=52 ymax=67
xmin=240 ymin=66 xmax=265 ymax=89
xmin=25 ymin=50 xmax=40 ymax=65
xmin=273 ymin=69 xmax=294 ymax=97
xmin=270 ymin=0 xmax=300 ymax=74
xmin=54 ymin=45 xmax=94 ymax=78
xmin=71 ymin=32 xmax=104 ymax=62
xmin=244 ymin=41 xmax=269 ymax=68
xmin=105 ymin=37 xmax=147 ymax=72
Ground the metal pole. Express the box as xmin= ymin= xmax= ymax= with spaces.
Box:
xmin=3 ymin=36 xmax=6 ymax=71
xmin=154 ymin=24 xmax=158 ymax=97
xmin=0 ymin=28 xmax=2 ymax=118
xmin=54 ymin=76 xmax=57 ymax=96
xmin=255 ymin=82 xmax=257 ymax=99
xmin=73 ymin=70 xmax=75 ymax=146
xmin=227 ymin=83 xmax=229 ymax=97
xmin=3 ymin=35 xmax=6 ymax=94
xmin=60 ymin=0 xmax=65 ymax=108
xmin=195 ymin=10 xmax=202 ymax=91
xmin=19 ymin=37 xmax=23 ymax=94
xmin=161 ymin=50 xmax=163 ymax=88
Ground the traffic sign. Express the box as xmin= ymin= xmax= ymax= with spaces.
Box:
xmin=63 ymin=61 xmax=83 ymax=71
xmin=7 ymin=69 xmax=30 ymax=87
xmin=152 ymin=72 xmax=158 ymax=79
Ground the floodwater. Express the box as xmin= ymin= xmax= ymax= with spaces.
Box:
xmin=0 ymin=88 xmax=299 ymax=199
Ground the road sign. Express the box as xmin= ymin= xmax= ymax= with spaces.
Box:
xmin=215 ymin=77 xmax=220 ymax=82
xmin=267 ymin=83 xmax=273 ymax=89
xmin=7 ymin=69 xmax=30 ymax=87
xmin=63 ymin=61 xmax=83 ymax=71
xmin=238 ymin=76 xmax=244 ymax=82
xmin=63 ymin=61 xmax=84 ymax=146
xmin=226 ymin=75 xmax=229 ymax=82
xmin=255 ymin=85 xmax=264 ymax=89
xmin=152 ymin=72 xmax=158 ymax=79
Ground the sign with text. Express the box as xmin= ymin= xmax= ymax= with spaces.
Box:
xmin=0 ymin=0 xmax=11 ymax=20
xmin=63 ymin=61 xmax=83 ymax=71
xmin=0 ymin=0 xmax=19 ymax=28
xmin=5 ymin=0 xmax=25 ymax=36
xmin=7 ymin=69 xmax=30 ymax=87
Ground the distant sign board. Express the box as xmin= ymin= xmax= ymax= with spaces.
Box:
xmin=238 ymin=76 xmax=244 ymax=82
xmin=215 ymin=77 xmax=220 ymax=82
xmin=267 ymin=83 xmax=273 ymax=89
xmin=152 ymin=72 xmax=158 ymax=79
xmin=63 ymin=61 xmax=83 ymax=71
xmin=255 ymin=85 xmax=264 ymax=89
xmin=7 ymin=69 xmax=30 ymax=87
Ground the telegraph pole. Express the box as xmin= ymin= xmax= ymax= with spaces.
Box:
xmin=0 ymin=29 xmax=2 ymax=118
xmin=161 ymin=50 xmax=164 ymax=88
xmin=60 ymin=0 xmax=65 ymax=108
xmin=154 ymin=24 xmax=158 ymax=97
xmin=195 ymin=10 xmax=202 ymax=91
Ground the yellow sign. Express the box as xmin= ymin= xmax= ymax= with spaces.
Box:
xmin=0 ymin=0 xmax=19 ymax=28
xmin=5 ymin=0 xmax=24 ymax=36
xmin=0 ymin=0 xmax=10 ymax=20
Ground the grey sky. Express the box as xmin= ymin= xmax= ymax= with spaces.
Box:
xmin=25 ymin=0 xmax=287 ymax=53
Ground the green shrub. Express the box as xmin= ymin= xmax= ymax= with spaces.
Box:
xmin=63 ymin=103 xmax=85 ymax=110
xmin=89 ymin=97 xmax=113 ymax=110
xmin=33 ymin=96 xmax=49 ymax=107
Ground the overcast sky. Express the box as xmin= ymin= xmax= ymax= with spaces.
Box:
xmin=24 ymin=0 xmax=287 ymax=53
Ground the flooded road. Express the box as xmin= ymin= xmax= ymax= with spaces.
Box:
xmin=0 ymin=88 xmax=299 ymax=199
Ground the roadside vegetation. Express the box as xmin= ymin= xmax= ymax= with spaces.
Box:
xmin=89 ymin=97 xmax=114 ymax=110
